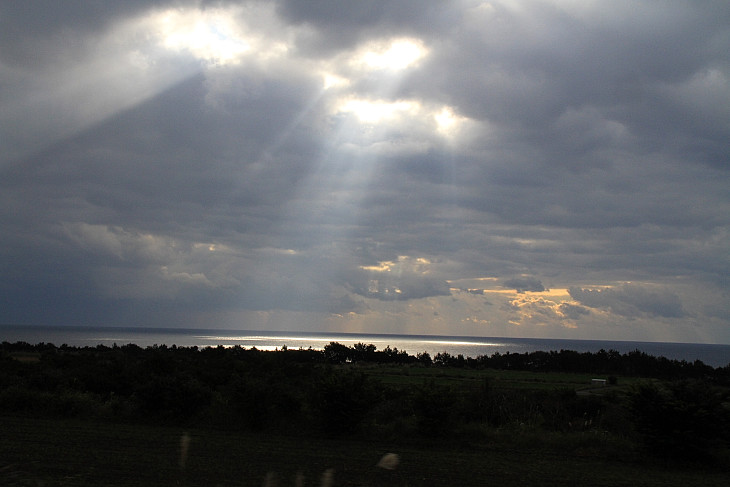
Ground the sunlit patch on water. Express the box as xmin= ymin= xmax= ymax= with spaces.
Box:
xmin=3 ymin=325 xmax=728 ymax=367
xmin=420 ymin=339 xmax=508 ymax=347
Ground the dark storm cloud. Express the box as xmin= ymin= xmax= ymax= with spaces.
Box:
xmin=569 ymin=284 xmax=686 ymax=319
xmin=277 ymin=0 xmax=440 ymax=26
xmin=275 ymin=0 xmax=451 ymax=53
xmin=558 ymin=303 xmax=590 ymax=320
xmin=435 ymin=1 xmax=730 ymax=132
xmin=0 ymin=1 xmax=156 ymax=64
xmin=503 ymin=277 xmax=545 ymax=293
xmin=0 ymin=0 xmax=728 ymax=341
xmin=340 ymin=263 xmax=451 ymax=302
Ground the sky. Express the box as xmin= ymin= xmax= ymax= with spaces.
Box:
xmin=1 ymin=0 xmax=729 ymax=344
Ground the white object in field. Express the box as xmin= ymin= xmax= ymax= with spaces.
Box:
xmin=376 ymin=453 xmax=400 ymax=470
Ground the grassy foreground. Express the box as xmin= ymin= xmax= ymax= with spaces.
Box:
xmin=2 ymin=413 xmax=728 ymax=487
xmin=1 ymin=342 xmax=729 ymax=485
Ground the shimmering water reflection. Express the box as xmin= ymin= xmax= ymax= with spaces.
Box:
xmin=2 ymin=325 xmax=728 ymax=367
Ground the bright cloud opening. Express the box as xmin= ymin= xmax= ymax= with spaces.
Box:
xmin=149 ymin=8 xmax=252 ymax=65
xmin=434 ymin=106 xmax=467 ymax=136
xmin=353 ymin=38 xmax=427 ymax=71
xmin=361 ymin=261 xmax=395 ymax=272
xmin=337 ymin=98 xmax=420 ymax=123
xmin=322 ymin=72 xmax=350 ymax=90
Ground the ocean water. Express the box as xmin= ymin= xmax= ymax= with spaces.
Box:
xmin=1 ymin=325 xmax=728 ymax=368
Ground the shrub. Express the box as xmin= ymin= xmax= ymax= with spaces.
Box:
xmin=309 ymin=369 xmax=380 ymax=436
xmin=412 ymin=381 xmax=454 ymax=436
xmin=629 ymin=379 xmax=730 ymax=462
xmin=135 ymin=375 xmax=212 ymax=422
xmin=229 ymin=375 xmax=301 ymax=431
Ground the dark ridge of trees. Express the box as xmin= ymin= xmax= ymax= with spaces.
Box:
xmin=322 ymin=341 xmax=725 ymax=382
xmin=1 ymin=340 xmax=726 ymax=380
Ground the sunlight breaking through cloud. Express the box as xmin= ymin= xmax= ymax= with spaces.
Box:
xmin=156 ymin=9 xmax=251 ymax=65
xmin=336 ymin=98 xmax=419 ymax=123
xmin=354 ymin=38 xmax=427 ymax=71
xmin=144 ymin=5 xmax=294 ymax=66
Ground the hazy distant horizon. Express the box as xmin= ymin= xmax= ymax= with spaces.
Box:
xmin=3 ymin=324 xmax=729 ymax=368
xmin=5 ymin=322 xmax=730 ymax=346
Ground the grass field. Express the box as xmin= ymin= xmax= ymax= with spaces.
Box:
xmin=360 ymin=363 xmax=640 ymax=390
xmin=2 ymin=411 xmax=728 ymax=486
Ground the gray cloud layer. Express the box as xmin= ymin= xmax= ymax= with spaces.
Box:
xmin=569 ymin=284 xmax=686 ymax=319
xmin=503 ymin=277 xmax=545 ymax=293
xmin=1 ymin=1 xmax=728 ymax=343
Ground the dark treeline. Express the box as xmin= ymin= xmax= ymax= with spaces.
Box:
xmin=438 ymin=348 xmax=729 ymax=381
xmin=2 ymin=340 xmax=729 ymax=463
xmin=2 ymin=339 xmax=727 ymax=379
xmin=321 ymin=341 xmax=728 ymax=380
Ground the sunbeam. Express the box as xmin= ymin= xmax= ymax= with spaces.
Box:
xmin=256 ymin=33 xmax=477 ymax=334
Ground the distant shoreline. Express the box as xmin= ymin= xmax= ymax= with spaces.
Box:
xmin=3 ymin=322 xmax=728 ymax=346
xmin=2 ymin=324 xmax=729 ymax=367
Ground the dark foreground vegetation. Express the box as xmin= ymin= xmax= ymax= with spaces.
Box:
xmin=1 ymin=341 xmax=729 ymax=486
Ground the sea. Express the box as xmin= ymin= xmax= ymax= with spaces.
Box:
xmin=1 ymin=325 xmax=729 ymax=368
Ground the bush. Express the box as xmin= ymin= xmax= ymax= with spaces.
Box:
xmin=309 ymin=369 xmax=380 ymax=436
xmin=629 ymin=380 xmax=730 ymax=461
xmin=413 ymin=381 xmax=454 ymax=436
xmin=135 ymin=375 xmax=212 ymax=422
xmin=229 ymin=375 xmax=301 ymax=431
